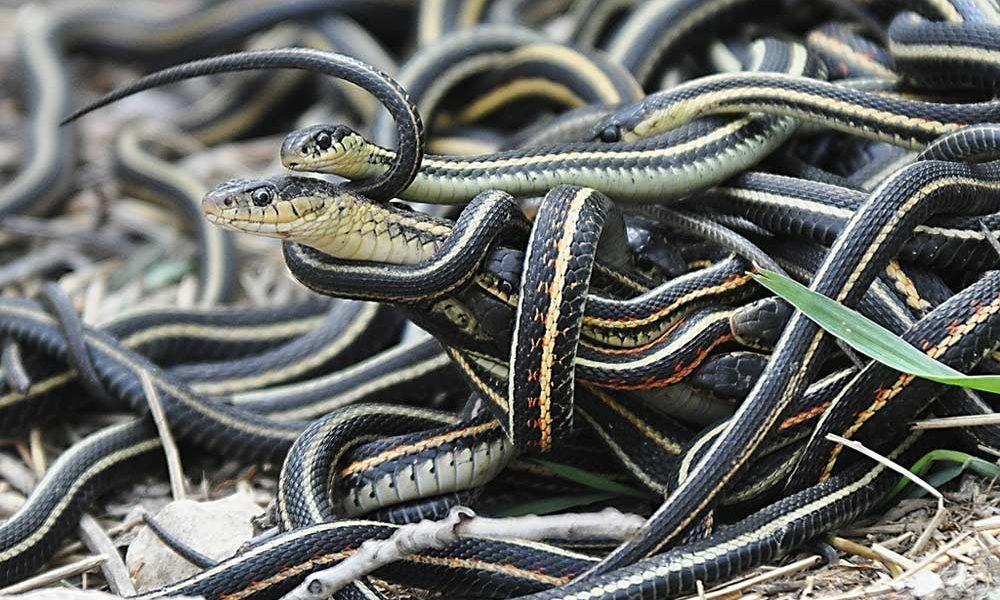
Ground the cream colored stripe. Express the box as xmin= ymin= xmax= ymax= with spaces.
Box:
xmin=422 ymin=117 xmax=752 ymax=170
xmin=120 ymin=315 xmax=324 ymax=348
xmin=575 ymin=311 xmax=731 ymax=372
xmin=189 ymin=304 xmax=379 ymax=395
xmin=535 ymin=188 xmax=592 ymax=448
xmin=890 ymin=41 xmax=1000 ymax=65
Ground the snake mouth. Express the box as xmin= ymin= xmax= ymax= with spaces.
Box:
xmin=282 ymin=156 xmax=338 ymax=172
xmin=202 ymin=198 xmax=325 ymax=234
xmin=201 ymin=201 xmax=227 ymax=223
xmin=203 ymin=209 xmax=276 ymax=234
xmin=202 ymin=177 xmax=342 ymax=241
xmin=201 ymin=193 xmax=326 ymax=220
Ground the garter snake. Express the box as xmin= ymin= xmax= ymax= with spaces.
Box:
xmin=0 ymin=333 xmax=497 ymax=586
xmin=281 ymin=38 xmax=813 ymax=203
xmin=0 ymin=418 xmax=162 ymax=585
xmin=417 ymin=0 xmax=490 ymax=48
xmin=304 ymin=17 xmax=399 ymax=123
xmin=0 ymin=415 xmax=593 ymax=596
xmin=0 ymin=299 xmax=405 ymax=422
xmin=0 ymin=392 xmax=934 ymax=600
xmin=193 ymin=172 xmax=852 ymax=600
xmin=169 ymin=24 xmax=313 ymax=146
xmin=507 ymin=185 xmax=611 ymax=450
xmin=590 ymin=69 xmax=1000 ymax=147
xmin=369 ymin=25 xmax=546 ymax=148
xmin=62 ymin=48 xmax=425 ymax=203
xmin=195 ymin=175 xmax=729 ymax=495
xmin=567 ymin=0 xmax=640 ymax=49
xmin=230 ymin=336 xmax=467 ymax=422
xmin=0 ymin=293 xmax=706 ymax=596
xmin=0 ymin=298 xmax=304 ymax=461
xmin=806 ymin=22 xmax=896 ymax=80
xmin=113 ymin=123 xmax=238 ymax=307
xmin=918 ymin=122 xmax=1000 ymax=163
xmin=169 ymin=302 xmax=401 ymax=396
xmin=286 ymin=114 xmax=797 ymax=204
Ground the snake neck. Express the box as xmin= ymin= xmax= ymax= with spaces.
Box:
xmin=307 ymin=200 xmax=452 ymax=265
xmin=323 ymin=137 xmax=397 ymax=181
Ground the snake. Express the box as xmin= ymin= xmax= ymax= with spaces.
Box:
xmin=281 ymin=38 xmax=814 ymax=203
xmin=3 ymin=1 xmax=1000 ymax=598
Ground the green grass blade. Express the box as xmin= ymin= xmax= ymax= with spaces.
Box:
xmin=752 ymin=270 xmax=1000 ymax=393
xmin=493 ymin=492 xmax=618 ymax=517
xmin=526 ymin=459 xmax=650 ymax=499
xmin=891 ymin=449 xmax=1000 ymax=498
xmin=916 ymin=465 xmax=965 ymax=495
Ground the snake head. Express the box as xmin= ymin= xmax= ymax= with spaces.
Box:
xmin=201 ymin=176 xmax=427 ymax=262
xmin=591 ymin=102 xmax=650 ymax=143
xmin=593 ymin=121 xmax=623 ymax=143
xmin=201 ymin=176 xmax=332 ymax=239
xmin=281 ymin=124 xmax=380 ymax=179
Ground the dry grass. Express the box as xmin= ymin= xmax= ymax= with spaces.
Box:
xmin=700 ymin=476 xmax=1000 ymax=600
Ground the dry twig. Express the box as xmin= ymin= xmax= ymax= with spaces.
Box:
xmin=285 ymin=507 xmax=647 ymax=599
xmin=0 ymin=555 xmax=106 ymax=595
xmin=138 ymin=372 xmax=184 ymax=501
xmin=77 ymin=514 xmax=136 ymax=596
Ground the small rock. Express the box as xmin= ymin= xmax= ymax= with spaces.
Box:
xmin=892 ymin=570 xmax=945 ymax=598
xmin=126 ymin=490 xmax=261 ymax=591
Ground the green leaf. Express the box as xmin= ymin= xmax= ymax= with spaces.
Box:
xmin=751 ymin=270 xmax=1000 ymax=393
xmin=916 ymin=464 xmax=966 ymax=495
xmin=493 ymin=492 xmax=618 ymax=517
xmin=891 ymin=449 xmax=1000 ymax=498
xmin=908 ymin=449 xmax=1000 ymax=479
xmin=526 ymin=459 xmax=651 ymax=499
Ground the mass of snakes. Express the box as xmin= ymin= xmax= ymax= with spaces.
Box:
xmin=0 ymin=0 xmax=999 ymax=597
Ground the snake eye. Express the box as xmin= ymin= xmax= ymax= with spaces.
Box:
xmin=251 ymin=188 xmax=274 ymax=207
xmin=599 ymin=125 xmax=621 ymax=143
xmin=314 ymin=131 xmax=333 ymax=151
